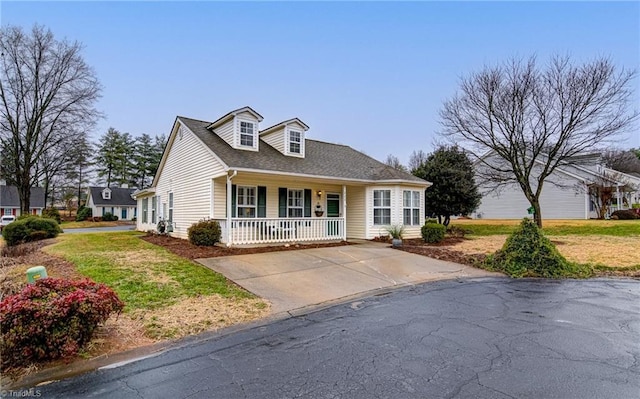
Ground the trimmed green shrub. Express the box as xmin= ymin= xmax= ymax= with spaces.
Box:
xmin=486 ymin=218 xmax=584 ymax=278
xmin=421 ymin=222 xmax=446 ymax=243
xmin=42 ymin=207 xmax=62 ymax=224
xmin=610 ymin=209 xmax=638 ymax=220
xmin=102 ymin=212 xmax=119 ymax=222
xmin=0 ymin=278 xmax=124 ymax=366
xmin=2 ymin=216 xmax=62 ymax=246
xmin=188 ymin=219 xmax=222 ymax=246
xmin=75 ymin=206 xmax=92 ymax=221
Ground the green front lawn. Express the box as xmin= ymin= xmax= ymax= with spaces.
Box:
xmin=45 ymin=231 xmax=253 ymax=312
xmin=450 ymin=219 xmax=640 ymax=237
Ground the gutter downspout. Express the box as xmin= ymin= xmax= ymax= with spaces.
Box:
xmin=226 ymin=170 xmax=237 ymax=246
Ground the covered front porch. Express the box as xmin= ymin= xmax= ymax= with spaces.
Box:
xmin=214 ymin=217 xmax=346 ymax=245
xmin=212 ymin=171 xmax=361 ymax=246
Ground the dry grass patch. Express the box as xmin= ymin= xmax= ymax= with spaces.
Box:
xmin=444 ymin=235 xmax=640 ymax=267
xmin=100 ymin=249 xmax=178 ymax=285
xmin=136 ymin=295 xmax=270 ymax=339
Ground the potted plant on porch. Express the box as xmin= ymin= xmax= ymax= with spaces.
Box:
xmin=315 ymin=203 xmax=324 ymax=217
xmin=385 ymin=224 xmax=405 ymax=248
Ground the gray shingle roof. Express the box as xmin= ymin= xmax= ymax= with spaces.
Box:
xmin=89 ymin=187 xmax=136 ymax=206
xmin=0 ymin=186 xmax=45 ymax=208
xmin=178 ymin=117 xmax=427 ymax=184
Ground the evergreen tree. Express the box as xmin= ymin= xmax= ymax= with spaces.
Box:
xmin=413 ymin=145 xmax=481 ymax=226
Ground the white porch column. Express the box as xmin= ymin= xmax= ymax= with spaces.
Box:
xmin=226 ymin=170 xmax=237 ymax=246
xmin=616 ymin=185 xmax=621 ymax=212
xmin=584 ymin=183 xmax=590 ymax=220
xmin=342 ymin=185 xmax=347 ymax=240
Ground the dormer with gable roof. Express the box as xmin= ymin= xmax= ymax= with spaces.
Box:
xmin=102 ymin=187 xmax=112 ymax=200
xmin=260 ymin=118 xmax=310 ymax=158
xmin=206 ymin=106 xmax=263 ymax=151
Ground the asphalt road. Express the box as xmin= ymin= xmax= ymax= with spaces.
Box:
xmin=37 ymin=278 xmax=640 ymax=399
xmin=61 ymin=225 xmax=135 ymax=234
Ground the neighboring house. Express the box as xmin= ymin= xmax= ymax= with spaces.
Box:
xmin=0 ymin=185 xmax=45 ymax=216
xmin=134 ymin=106 xmax=431 ymax=245
xmin=87 ymin=186 xmax=137 ymax=220
xmin=474 ymin=152 xmax=640 ymax=219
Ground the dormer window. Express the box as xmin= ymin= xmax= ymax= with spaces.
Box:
xmin=289 ymin=130 xmax=301 ymax=154
xmin=102 ymin=189 xmax=111 ymax=200
xmin=239 ymin=121 xmax=255 ymax=147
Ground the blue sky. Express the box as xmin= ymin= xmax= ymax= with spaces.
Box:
xmin=2 ymin=1 xmax=639 ymax=164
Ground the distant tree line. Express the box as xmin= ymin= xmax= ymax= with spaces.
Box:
xmin=0 ymin=24 xmax=166 ymax=211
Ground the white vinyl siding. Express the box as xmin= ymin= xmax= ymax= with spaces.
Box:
xmin=261 ymin=128 xmax=286 ymax=154
xmin=475 ymin=181 xmax=586 ymax=219
xmin=214 ymin=120 xmax=234 ymax=147
xmin=137 ymin=120 xmax=226 ymax=237
xmin=346 ymin=186 xmax=366 ymax=239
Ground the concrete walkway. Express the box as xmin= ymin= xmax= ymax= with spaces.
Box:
xmin=197 ymin=241 xmax=498 ymax=313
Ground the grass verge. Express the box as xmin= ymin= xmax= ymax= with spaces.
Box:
xmin=45 ymin=231 xmax=254 ymax=312
xmin=450 ymin=219 xmax=640 ymax=237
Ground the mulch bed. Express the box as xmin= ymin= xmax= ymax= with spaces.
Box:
xmin=397 ymin=237 xmax=488 ymax=267
xmin=141 ymin=234 xmax=352 ymax=260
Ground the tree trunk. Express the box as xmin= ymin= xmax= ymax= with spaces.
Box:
xmin=43 ymin=179 xmax=51 ymax=209
xmin=532 ymin=200 xmax=543 ymax=228
xmin=19 ymin=183 xmax=31 ymax=216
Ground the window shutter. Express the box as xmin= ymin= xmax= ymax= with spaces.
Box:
xmin=304 ymin=189 xmax=312 ymax=218
xmin=278 ymin=188 xmax=287 ymax=218
xmin=258 ymin=186 xmax=266 ymax=218
xmin=231 ymin=184 xmax=237 ymax=218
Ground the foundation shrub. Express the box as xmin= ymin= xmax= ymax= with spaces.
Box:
xmin=422 ymin=223 xmax=446 ymax=243
xmin=188 ymin=219 xmax=222 ymax=246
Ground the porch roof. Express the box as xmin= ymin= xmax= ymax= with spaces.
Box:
xmin=178 ymin=116 xmax=429 ymax=186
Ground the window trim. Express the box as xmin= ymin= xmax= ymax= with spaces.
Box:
xmin=102 ymin=189 xmax=111 ymax=200
xmin=236 ymin=185 xmax=257 ymax=218
xmin=238 ymin=119 xmax=256 ymax=149
xmin=403 ymin=190 xmax=421 ymax=226
xmin=142 ymin=198 xmax=148 ymax=223
xmin=287 ymin=129 xmax=303 ymax=155
xmin=168 ymin=192 xmax=174 ymax=222
xmin=373 ymin=189 xmax=391 ymax=225
xmin=151 ymin=196 xmax=157 ymax=223
xmin=287 ymin=188 xmax=304 ymax=218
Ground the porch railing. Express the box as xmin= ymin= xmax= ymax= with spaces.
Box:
xmin=220 ymin=217 xmax=345 ymax=245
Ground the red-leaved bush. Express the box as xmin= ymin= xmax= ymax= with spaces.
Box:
xmin=0 ymin=278 xmax=124 ymax=367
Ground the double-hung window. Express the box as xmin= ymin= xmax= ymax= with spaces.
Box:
xmin=373 ymin=190 xmax=391 ymax=225
xmin=288 ymin=189 xmax=304 ymax=217
xmin=239 ymin=121 xmax=255 ymax=147
xmin=151 ymin=196 xmax=157 ymax=223
xmin=237 ymin=186 xmax=256 ymax=217
xmin=168 ymin=192 xmax=174 ymax=221
xmin=403 ymin=190 xmax=421 ymax=225
xmin=289 ymin=130 xmax=301 ymax=154
xmin=142 ymin=198 xmax=148 ymax=223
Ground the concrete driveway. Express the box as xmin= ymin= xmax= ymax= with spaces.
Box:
xmin=197 ymin=241 xmax=497 ymax=313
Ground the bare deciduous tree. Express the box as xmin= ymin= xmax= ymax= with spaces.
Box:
xmin=601 ymin=150 xmax=640 ymax=175
xmin=408 ymin=150 xmax=428 ymax=173
xmin=384 ymin=154 xmax=407 ymax=172
xmin=440 ymin=55 xmax=637 ymax=227
xmin=0 ymin=25 xmax=101 ymax=213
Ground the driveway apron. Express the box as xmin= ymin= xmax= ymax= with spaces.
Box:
xmin=196 ymin=242 xmax=497 ymax=313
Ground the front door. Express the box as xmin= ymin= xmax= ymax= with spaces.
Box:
xmin=121 ymin=208 xmax=127 ymax=220
xmin=326 ymin=193 xmax=340 ymax=236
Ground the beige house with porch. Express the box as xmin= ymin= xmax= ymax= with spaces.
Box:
xmin=134 ymin=107 xmax=431 ymax=246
